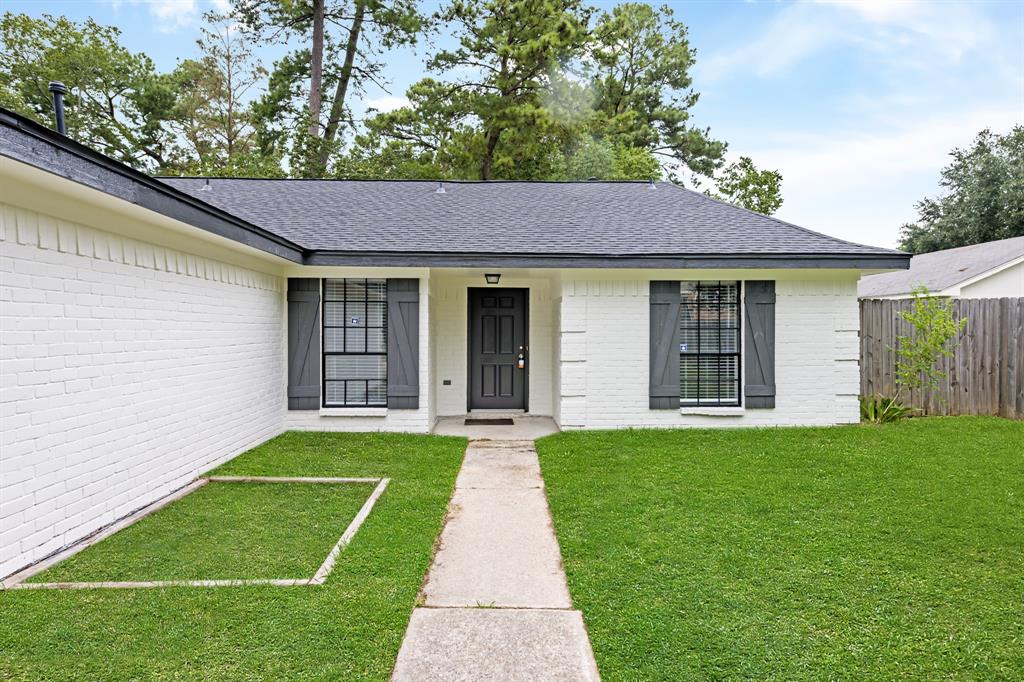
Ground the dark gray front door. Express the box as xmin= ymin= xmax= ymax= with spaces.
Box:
xmin=468 ymin=288 xmax=527 ymax=410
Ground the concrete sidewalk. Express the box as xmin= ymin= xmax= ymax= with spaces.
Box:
xmin=392 ymin=439 xmax=599 ymax=681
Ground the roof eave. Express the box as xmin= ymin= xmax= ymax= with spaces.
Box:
xmin=0 ymin=109 xmax=305 ymax=263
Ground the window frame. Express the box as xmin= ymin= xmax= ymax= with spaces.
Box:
xmin=321 ymin=278 xmax=388 ymax=408
xmin=679 ymin=280 xmax=743 ymax=408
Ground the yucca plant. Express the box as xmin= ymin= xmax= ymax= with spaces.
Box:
xmin=860 ymin=395 xmax=912 ymax=424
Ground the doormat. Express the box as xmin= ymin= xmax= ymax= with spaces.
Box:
xmin=464 ymin=418 xmax=515 ymax=426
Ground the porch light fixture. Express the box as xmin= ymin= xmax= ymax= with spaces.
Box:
xmin=484 ymin=273 xmax=501 ymax=285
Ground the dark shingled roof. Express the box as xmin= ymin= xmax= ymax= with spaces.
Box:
xmin=0 ymin=106 xmax=907 ymax=267
xmin=158 ymin=177 xmax=902 ymax=258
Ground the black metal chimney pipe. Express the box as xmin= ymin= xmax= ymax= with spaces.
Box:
xmin=48 ymin=81 xmax=67 ymax=135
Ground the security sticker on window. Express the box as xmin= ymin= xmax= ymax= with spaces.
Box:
xmin=351 ymin=316 xmax=361 ymax=325
xmin=679 ymin=343 xmax=688 ymax=353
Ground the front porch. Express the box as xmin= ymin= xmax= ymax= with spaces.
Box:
xmin=432 ymin=415 xmax=560 ymax=439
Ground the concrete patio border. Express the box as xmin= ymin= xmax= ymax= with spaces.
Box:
xmin=1 ymin=476 xmax=389 ymax=590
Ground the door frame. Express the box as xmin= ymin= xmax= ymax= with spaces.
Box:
xmin=465 ymin=287 xmax=529 ymax=413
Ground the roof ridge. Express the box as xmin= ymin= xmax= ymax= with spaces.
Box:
xmin=915 ymin=234 xmax=1024 ymax=257
xmin=154 ymin=176 xmax=657 ymax=184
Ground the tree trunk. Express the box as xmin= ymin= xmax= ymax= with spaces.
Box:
xmin=320 ymin=0 xmax=366 ymax=167
xmin=308 ymin=0 xmax=325 ymax=137
xmin=479 ymin=127 xmax=502 ymax=180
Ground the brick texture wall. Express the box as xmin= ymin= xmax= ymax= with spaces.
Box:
xmin=0 ymin=205 xmax=285 ymax=578
xmin=557 ymin=276 xmax=861 ymax=428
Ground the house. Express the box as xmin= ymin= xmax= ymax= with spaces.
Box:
xmin=858 ymin=236 xmax=1024 ymax=299
xmin=0 ymin=107 xmax=909 ymax=577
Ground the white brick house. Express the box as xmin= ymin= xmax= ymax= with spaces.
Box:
xmin=0 ymin=108 xmax=909 ymax=578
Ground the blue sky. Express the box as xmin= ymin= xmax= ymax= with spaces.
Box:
xmin=3 ymin=0 xmax=1022 ymax=248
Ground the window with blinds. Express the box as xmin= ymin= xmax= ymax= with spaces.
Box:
xmin=323 ymin=279 xmax=387 ymax=407
xmin=679 ymin=281 xmax=741 ymax=406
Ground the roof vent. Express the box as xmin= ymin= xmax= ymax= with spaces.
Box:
xmin=587 ymin=176 xmax=598 ymax=181
xmin=48 ymin=81 xmax=67 ymax=135
xmin=435 ymin=181 xmax=446 ymax=194
xmin=200 ymin=178 xmax=211 ymax=191
xmin=648 ymin=179 xmax=657 ymax=189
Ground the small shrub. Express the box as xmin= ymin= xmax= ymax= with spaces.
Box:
xmin=864 ymin=285 xmax=967 ymax=424
xmin=860 ymin=395 xmax=912 ymax=424
xmin=894 ymin=285 xmax=967 ymax=396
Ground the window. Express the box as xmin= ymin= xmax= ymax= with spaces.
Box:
xmin=679 ymin=281 xmax=741 ymax=406
xmin=323 ymin=279 xmax=387 ymax=406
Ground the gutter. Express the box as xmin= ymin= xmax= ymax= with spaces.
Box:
xmin=303 ymin=250 xmax=911 ymax=270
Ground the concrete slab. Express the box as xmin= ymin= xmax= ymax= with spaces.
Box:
xmin=392 ymin=608 xmax=600 ymax=682
xmin=432 ymin=415 xmax=560 ymax=440
xmin=422 ymin=486 xmax=572 ymax=608
xmin=455 ymin=443 xmax=543 ymax=490
xmin=391 ymin=437 xmax=599 ymax=679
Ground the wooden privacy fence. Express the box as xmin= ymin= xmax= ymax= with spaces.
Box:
xmin=860 ymin=297 xmax=1024 ymax=419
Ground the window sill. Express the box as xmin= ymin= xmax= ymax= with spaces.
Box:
xmin=679 ymin=406 xmax=745 ymax=417
xmin=319 ymin=407 xmax=388 ymax=418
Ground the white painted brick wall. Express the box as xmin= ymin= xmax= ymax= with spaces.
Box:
xmin=557 ymin=276 xmax=861 ymax=428
xmin=0 ymin=205 xmax=285 ymax=578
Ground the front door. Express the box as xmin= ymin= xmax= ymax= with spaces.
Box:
xmin=468 ymin=288 xmax=527 ymax=410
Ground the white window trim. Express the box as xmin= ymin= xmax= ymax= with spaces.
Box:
xmin=679 ymin=406 xmax=745 ymax=416
xmin=319 ymin=407 xmax=388 ymax=417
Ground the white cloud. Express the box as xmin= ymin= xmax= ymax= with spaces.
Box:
xmin=691 ymin=1 xmax=1020 ymax=249
xmin=749 ymin=107 xmax=1022 ymax=248
xmin=816 ymin=0 xmax=922 ymax=24
xmin=365 ymin=96 xmax=411 ymax=112
xmin=697 ymin=6 xmax=837 ymax=81
xmin=697 ymin=0 xmax=1000 ymax=82
xmin=109 ymin=0 xmax=225 ymax=32
xmin=150 ymin=0 xmax=199 ymax=31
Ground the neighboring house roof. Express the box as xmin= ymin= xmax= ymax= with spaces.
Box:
xmin=1 ymin=106 xmax=909 ymax=270
xmin=858 ymin=236 xmax=1024 ymax=298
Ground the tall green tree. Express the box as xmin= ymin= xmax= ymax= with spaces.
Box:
xmin=899 ymin=126 xmax=1024 ymax=253
xmin=0 ymin=12 xmax=176 ymax=170
xmin=364 ymin=0 xmax=592 ymax=180
xmin=356 ymin=0 xmax=776 ymax=190
xmin=550 ymin=137 xmax=660 ymax=181
xmin=588 ymin=3 xmax=724 ymax=180
xmin=233 ymin=0 xmax=425 ymax=177
xmin=166 ymin=14 xmax=282 ymax=176
xmin=709 ymin=156 xmax=783 ymax=215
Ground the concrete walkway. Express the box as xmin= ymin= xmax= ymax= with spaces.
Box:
xmin=392 ymin=438 xmax=599 ymax=681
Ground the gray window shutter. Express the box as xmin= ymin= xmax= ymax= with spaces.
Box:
xmin=287 ymin=278 xmax=321 ymax=410
xmin=650 ymin=281 xmax=680 ymax=409
xmin=744 ymin=280 xmax=776 ymax=409
xmin=387 ymin=278 xmax=419 ymax=409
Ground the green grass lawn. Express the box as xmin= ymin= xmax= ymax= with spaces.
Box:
xmin=0 ymin=432 xmax=465 ymax=681
xmin=536 ymin=416 xmax=1024 ymax=680
xmin=30 ymin=481 xmax=376 ymax=583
